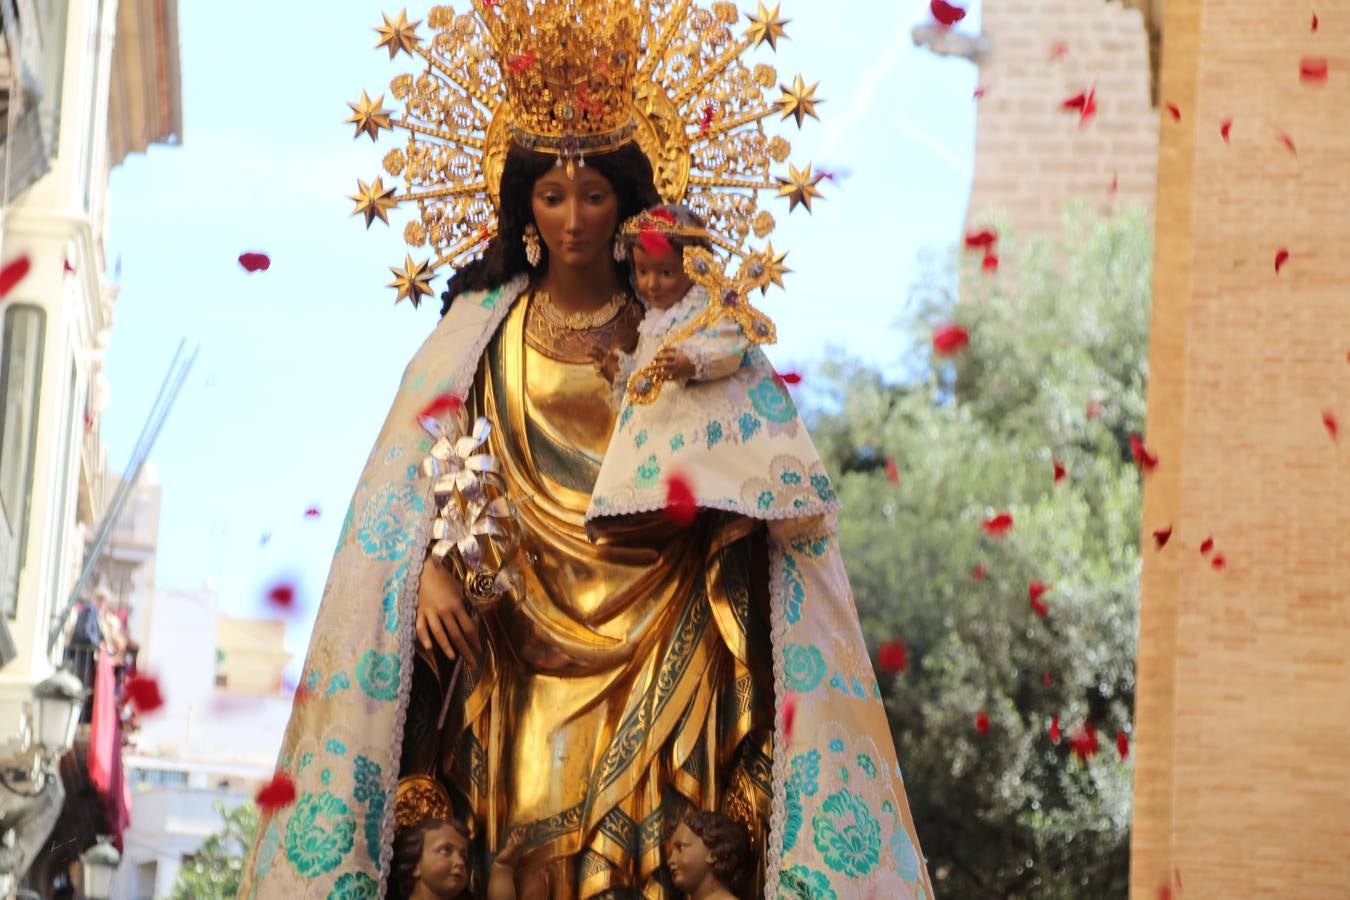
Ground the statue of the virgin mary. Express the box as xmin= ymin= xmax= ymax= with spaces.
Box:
xmin=240 ymin=3 xmax=933 ymax=898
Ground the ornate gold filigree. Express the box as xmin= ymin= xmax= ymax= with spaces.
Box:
xmin=395 ymin=774 xmax=454 ymax=829
xmin=349 ymin=2 xmax=826 ymax=303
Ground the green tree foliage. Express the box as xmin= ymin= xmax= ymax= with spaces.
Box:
xmin=810 ymin=205 xmax=1152 ymax=898
xmin=170 ymin=800 xmax=258 ymax=900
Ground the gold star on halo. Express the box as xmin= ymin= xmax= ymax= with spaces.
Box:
xmin=374 ymin=10 xmax=421 ymax=59
xmin=776 ymin=75 xmax=823 ymax=128
xmin=761 ymin=243 xmax=791 ymax=292
xmin=388 ymin=255 xmax=434 ymax=307
xmin=347 ymin=91 xmax=393 ymax=142
xmin=776 ymin=163 xmax=825 ymax=213
xmin=746 ymin=2 xmax=790 ymax=50
xmin=350 ymin=177 xmax=399 ymax=228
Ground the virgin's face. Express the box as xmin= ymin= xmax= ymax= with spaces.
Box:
xmin=415 ymin=825 xmax=469 ymax=898
xmin=530 ymin=166 xmax=621 ymax=272
xmin=667 ymin=823 xmax=713 ymax=892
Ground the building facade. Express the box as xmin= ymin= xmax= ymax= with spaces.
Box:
xmin=0 ymin=0 xmax=180 ymax=893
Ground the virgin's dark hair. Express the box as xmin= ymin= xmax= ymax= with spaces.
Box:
xmin=439 ymin=142 xmax=661 ymax=316
xmin=392 ymin=818 xmax=471 ymax=900
xmin=683 ymin=810 xmax=754 ymax=895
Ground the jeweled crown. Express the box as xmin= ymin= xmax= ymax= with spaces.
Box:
xmin=484 ymin=0 xmax=644 ymax=163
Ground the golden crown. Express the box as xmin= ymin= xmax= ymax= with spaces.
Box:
xmin=349 ymin=2 xmax=825 ymax=306
xmin=395 ymin=774 xmax=454 ymax=830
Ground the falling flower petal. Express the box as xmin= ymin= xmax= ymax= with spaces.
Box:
xmin=418 ymin=393 xmax=463 ymax=423
xmin=1117 ymin=729 xmax=1130 ymax=759
xmin=1275 ymin=248 xmax=1290 ymax=273
xmin=1053 ymin=459 xmax=1066 ymax=483
xmin=975 ymin=710 xmax=990 ymax=735
xmin=1069 ymin=721 xmax=1100 ymax=761
xmin=783 ymin=692 xmax=797 ymax=745
xmin=1322 ymin=409 xmax=1338 ymax=440
xmin=0 ymin=255 xmax=32 ymax=298
xmin=1061 ymin=90 xmax=1088 ymax=111
xmin=266 ymin=582 xmax=297 ymax=609
xmin=1049 ymin=715 xmax=1061 ymax=743
xmin=1029 ymin=581 xmax=1051 ymax=618
xmin=930 ymin=0 xmax=966 ymax=26
xmin=1048 ymin=41 xmax=1069 ymax=62
xmin=293 ymin=682 xmax=312 ymax=705
xmin=981 ymin=512 xmax=1014 ymax=537
xmin=972 ymin=563 xmax=988 ymax=581
xmin=238 ymin=252 xmax=271 ymax=273
xmin=1043 ymin=671 xmax=1052 ymax=687
xmin=664 ymin=473 xmax=698 ymax=527
xmin=1211 ymin=553 xmax=1227 ymax=571
xmin=964 ymin=229 xmax=997 ymax=250
xmin=1108 ymin=172 xmax=1119 ymax=195
xmin=1130 ymin=434 xmax=1159 ymax=472
xmin=1312 ymin=11 xmax=1319 ymax=31
xmin=932 ymin=323 xmax=969 ymax=356
xmin=981 ymin=252 xmax=999 ymax=273
xmin=304 ymin=506 xmax=321 ymax=519
xmin=877 ymin=639 xmax=908 ymax=675
xmin=1300 ymin=57 xmax=1329 ymax=84
xmin=1165 ymin=102 xmax=1181 ymax=121
xmin=125 ymin=675 xmax=165 ymax=715
xmin=885 ymin=457 xmax=900 ymax=485
xmin=255 ymin=771 xmax=298 ymax=814
xmin=1153 ymin=525 xmax=1173 ymax=549
xmin=1220 ymin=118 xmax=1233 ymax=143
xmin=972 ymin=85 xmax=986 ymax=100
xmin=1279 ymin=132 xmax=1297 ymax=155
xmin=774 ymin=369 xmax=803 ymax=386
xmin=1199 ymin=536 xmax=1214 ymax=555
xmin=1079 ymin=88 xmax=1097 ymax=126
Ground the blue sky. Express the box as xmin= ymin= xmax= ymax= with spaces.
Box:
xmin=101 ymin=0 xmax=982 ymax=680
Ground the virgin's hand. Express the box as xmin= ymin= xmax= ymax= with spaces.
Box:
xmin=415 ymin=556 xmax=481 ymax=667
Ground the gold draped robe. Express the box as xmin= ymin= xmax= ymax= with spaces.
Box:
xmin=402 ymin=295 xmax=775 ymax=899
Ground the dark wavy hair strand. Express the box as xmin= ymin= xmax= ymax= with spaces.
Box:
xmin=683 ymin=810 xmax=754 ymax=895
xmin=440 ymin=141 xmax=661 ymax=316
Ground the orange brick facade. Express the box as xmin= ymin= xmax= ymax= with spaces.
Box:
xmin=966 ymin=0 xmax=1158 ymax=236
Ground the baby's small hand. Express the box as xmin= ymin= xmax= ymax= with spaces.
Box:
xmin=652 ymin=347 xmax=696 ymax=382
xmin=494 ymin=829 xmax=525 ymax=870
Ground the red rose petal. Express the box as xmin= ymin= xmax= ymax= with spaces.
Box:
xmin=266 ymin=582 xmax=297 ymax=609
xmin=1279 ymin=132 xmax=1297 ymax=155
xmin=1275 ymin=248 xmax=1290 ymax=273
xmin=0 ymin=254 xmax=32 ymax=298
xmin=1117 ymin=729 xmax=1130 ymax=759
xmin=885 ymin=457 xmax=900 ymax=485
xmin=963 ymin=229 xmax=997 ymax=251
xmin=981 ymin=512 xmax=1014 ymax=538
xmin=1043 ymin=671 xmax=1052 ymax=687
xmin=1079 ymin=88 xmax=1097 ymax=126
xmin=1049 ymin=714 xmax=1061 ymax=743
xmin=1108 ymin=172 xmax=1119 ymax=195
xmin=1053 ymin=459 xmax=1066 ymax=483
xmin=981 ymin=252 xmax=999 ymax=273
xmin=932 ymin=323 xmax=969 ymax=356
xmin=125 ymin=675 xmax=165 ymax=715
xmin=877 ymin=639 xmax=908 ymax=675
xmin=930 ymin=0 xmax=966 ymax=26
xmin=1211 ymin=553 xmax=1227 ymax=570
xmin=1312 ymin=11 xmax=1319 ymax=31
xmin=418 ymin=393 xmax=463 ymax=422
xmin=663 ymin=473 xmax=698 ymax=527
xmin=972 ymin=563 xmax=988 ymax=581
xmin=1165 ymin=102 xmax=1181 ymax=121
xmin=293 ymin=682 xmax=312 ymax=705
xmin=1130 ymin=434 xmax=1159 ymax=472
xmin=1200 ymin=536 xmax=1214 ymax=555
xmin=255 ymin=771 xmax=298 ymax=814
xmin=972 ymin=85 xmax=986 ymax=100
xmin=1069 ymin=721 xmax=1100 ymax=761
xmin=783 ymin=692 xmax=797 ymax=745
xmin=238 ymin=252 xmax=271 ymax=273
xmin=1060 ymin=90 xmax=1088 ymax=111
xmin=975 ymin=710 xmax=990 ymax=735
xmin=1048 ymin=41 xmax=1068 ymax=62
xmin=1029 ymin=582 xmax=1051 ymax=618
xmin=1300 ymin=57 xmax=1328 ymax=84
xmin=1153 ymin=525 xmax=1173 ymax=549
xmin=1322 ymin=409 xmax=1338 ymax=441
xmin=774 ymin=370 xmax=803 ymax=386
xmin=303 ymin=506 xmax=321 ymax=519
xmin=1220 ymin=118 xmax=1233 ymax=143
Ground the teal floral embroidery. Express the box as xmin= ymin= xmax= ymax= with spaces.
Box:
xmin=416 ymin=436 xmax=434 ymax=454
xmin=811 ymin=787 xmax=882 ymax=878
xmin=856 ymin=753 xmax=877 ymax=780
xmin=325 ymin=739 xmax=347 ymax=757
xmin=382 ymin=445 xmax=405 ymax=463
xmin=882 ymin=800 xmax=896 ymax=819
xmin=335 ymin=503 xmax=356 ymax=552
xmin=635 ymin=428 xmax=649 ymax=449
xmin=891 ymin=826 xmax=922 ymax=883
xmin=783 ymin=555 xmax=806 ymax=625
xmin=782 ymin=777 xmax=803 ymax=854
xmin=850 ymin=676 xmax=866 ymax=699
xmin=778 ymin=865 xmax=837 ymax=900
xmin=321 ymin=769 xmax=332 ymax=785
xmin=407 ymin=374 xmax=427 ymax=390
xmin=304 ymin=669 xmax=321 ymax=692
xmin=619 ymin=406 xmax=636 ymax=430
xmin=810 ymin=473 xmax=838 ymax=504
xmin=757 ymin=490 xmax=775 ymax=510
xmin=380 ymin=560 xmax=410 ymax=635
xmin=481 ymin=285 xmax=505 ymax=308
xmin=299 ymin=752 xmax=314 ymax=773
xmin=327 ymin=872 xmax=379 ymax=900
xmin=325 ymin=673 xmax=351 ymax=699
xmin=839 ymin=766 xmax=850 ymax=784
xmin=669 ymin=434 xmax=685 ymax=452
xmin=829 ymin=673 xmax=849 ymax=694
xmin=829 ymin=738 xmax=844 ymax=753
xmin=749 ymin=375 xmax=796 ymax=423
xmin=738 ymin=412 xmax=762 ymax=441
xmin=783 ymin=643 xmax=826 ymax=693
xmin=356 ymin=650 xmax=400 ymax=702
xmin=406 ymin=463 xmax=418 ymax=481
xmin=353 ymin=755 xmax=384 ymax=863
xmin=780 ymin=470 xmax=802 ymax=486
xmin=357 ymin=484 xmax=425 ymax=561
xmin=634 ymin=454 xmax=661 ymax=490
xmin=706 ymin=420 xmax=724 ymax=448
xmin=790 ymin=750 xmax=821 ymax=797
xmin=254 ymin=821 xmax=281 ymax=883
xmin=284 ymin=791 xmax=356 ymax=878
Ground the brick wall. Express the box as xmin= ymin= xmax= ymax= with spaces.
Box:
xmin=967 ymin=0 xmax=1158 ymax=237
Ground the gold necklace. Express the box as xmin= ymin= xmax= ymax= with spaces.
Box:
xmin=533 ymin=288 xmax=627 ymax=331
